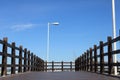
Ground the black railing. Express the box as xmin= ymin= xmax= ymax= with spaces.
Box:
xmin=0 ymin=37 xmax=44 ymax=76
xmin=75 ymin=36 xmax=120 ymax=75
xmin=45 ymin=61 xmax=75 ymax=72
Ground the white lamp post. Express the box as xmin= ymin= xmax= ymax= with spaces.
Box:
xmin=47 ymin=22 xmax=59 ymax=62
xmin=112 ymin=0 xmax=117 ymax=75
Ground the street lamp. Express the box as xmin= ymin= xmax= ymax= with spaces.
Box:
xmin=47 ymin=22 xmax=59 ymax=62
xmin=112 ymin=0 xmax=117 ymax=75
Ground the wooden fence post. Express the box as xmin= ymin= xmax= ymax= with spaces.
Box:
xmin=75 ymin=59 xmax=77 ymax=71
xmin=24 ymin=48 xmax=27 ymax=72
xmin=35 ymin=56 xmax=38 ymax=71
xmin=40 ymin=58 xmax=41 ymax=71
xmin=34 ymin=55 xmax=36 ymax=71
xmin=75 ymin=60 xmax=76 ymax=71
xmin=11 ymin=42 xmax=16 ymax=74
xmin=70 ymin=61 xmax=72 ymax=71
xmin=40 ymin=58 xmax=42 ymax=71
xmin=85 ymin=52 xmax=87 ymax=71
xmin=1 ymin=38 xmax=8 ymax=76
xmin=45 ymin=61 xmax=47 ymax=72
xmin=36 ymin=56 xmax=38 ymax=71
xmin=117 ymin=61 xmax=119 ymax=73
xmin=83 ymin=53 xmax=85 ymax=71
xmin=38 ymin=58 xmax=40 ymax=71
xmin=52 ymin=61 xmax=54 ymax=72
xmin=40 ymin=59 xmax=43 ymax=71
xmin=83 ymin=54 xmax=85 ymax=71
xmin=83 ymin=54 xmax=85 ymax=70
xmin=39 ymin=58 xmax=41 ymax=71
xmin=84 ymin=53 xmax=86 ymax=71
xmin=78 ymin=57 xmax=80 ymax=71
xmin=35 ymin=56 xmax=37 ymax=71
xmin=94 ymin=45 xmax=97 ymax=73
xmin=79 ymin=57 xmax=81 ymax=70
xmin=40 ymin=59 xmax=42 ymax=71
xmin=100 ymin=41 xmax=104 ymax=74
xmin=79 ymin=56 xmax=81 ymax=71
xmin=76 ymin=58 xmax=78 ymax=71
xmin=33 ymin=55 xmax=35 ymax=71
xmin=18 ymin=46 xmax=23 ymax=73
xmin=61 ymin=61 xmax=63 ymax=71
xmin=81 ymin=55 xmax=83 ymax=70
xmin=77 ymin=59 xmax=79 ymax=71
xmin=42 ymin=60 xmax=44 ymax=71
xmin=31 ymin=53 xmax=34 ymax=71
xmin=36 ymin=57 xmax=39 ymax=71
xmin=83 ymin=54 xmax=84 ymax=70
xmin=108 ymin=37 xmax=113 ymax=75
xmin=28 ymin=51 xmax=30 ymax=71
xmin=75 ymin=60 xmax=77 ymax=71
xmin=90 ymin=48 xmax=93 ymax=72
xmin=87 ymin=50 xmax=89 ymax=71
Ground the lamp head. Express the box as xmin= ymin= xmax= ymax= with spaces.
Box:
xmin=51 ymin=22 xmax=59 ymax=25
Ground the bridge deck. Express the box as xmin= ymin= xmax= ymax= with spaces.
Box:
xmin=0 ymin=71 xmax=120 ymax=80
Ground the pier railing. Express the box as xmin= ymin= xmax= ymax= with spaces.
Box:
xmin=75 ymin=36 xmax=120 ymax=75
xmin=0 ymin=37 xmax=44 ymax=76
xmin=45 ymin=61 xmax=75 ymax=72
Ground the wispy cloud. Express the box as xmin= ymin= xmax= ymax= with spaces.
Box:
xmin=11 ymin=23 xmax=36 ymax=31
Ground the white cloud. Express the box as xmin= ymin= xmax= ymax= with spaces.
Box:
xmin=11 ymin=23 xmax=36 ymax=31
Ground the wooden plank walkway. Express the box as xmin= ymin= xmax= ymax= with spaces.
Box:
xmin=0 ymin=71 xmax=120 ymax=80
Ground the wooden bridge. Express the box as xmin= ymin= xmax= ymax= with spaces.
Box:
xmin=0 ymin=36 xmax=120 ymax=80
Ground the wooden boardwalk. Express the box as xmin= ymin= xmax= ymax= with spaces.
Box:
xmin=1 ymin=36 xmax=120 ymax=80
xmin=0 ymin=71 xmax=119 ymax=80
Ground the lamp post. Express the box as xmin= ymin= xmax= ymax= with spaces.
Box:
xmin=112 ymin=0 xmax=117 ymax=75
xmin=47 ymin=22 xmax=59 ymax=62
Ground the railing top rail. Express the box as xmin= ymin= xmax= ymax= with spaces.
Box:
xmin=47 ymin=62 xmax=74 ymax=63
xmin=91 ymin=36 xmax=120 ymax=51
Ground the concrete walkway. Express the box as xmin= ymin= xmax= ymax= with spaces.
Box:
xmin=0 ymin=71 xmax=120 ymax=80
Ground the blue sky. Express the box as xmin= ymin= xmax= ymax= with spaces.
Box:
xmin=0 ymin=0 xmax=120 ymax=62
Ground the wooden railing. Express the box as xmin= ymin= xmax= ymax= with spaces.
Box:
xmin=0 ymin=37 xmax=44 ymax=76
xmin=44 ymin=61 xmax=75 ymax=72
xmin=75 ymin=36 xmax=120 ymax=75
